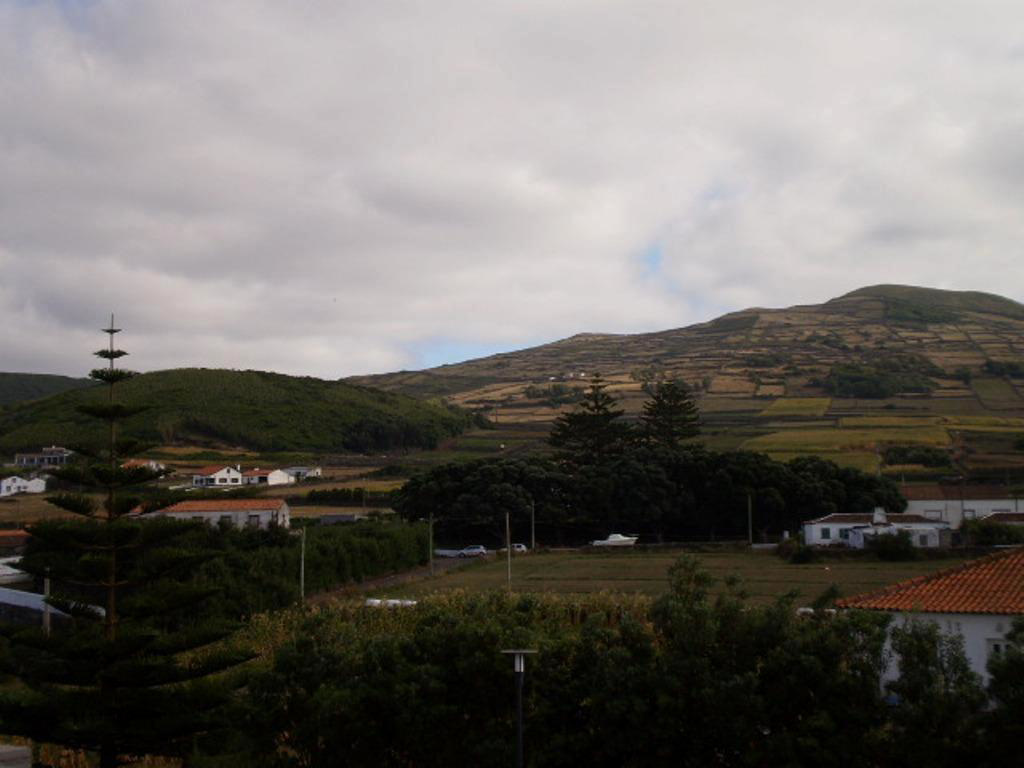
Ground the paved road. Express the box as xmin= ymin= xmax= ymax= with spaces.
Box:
xmin=0 ymin=744 xmax=30 ymax=767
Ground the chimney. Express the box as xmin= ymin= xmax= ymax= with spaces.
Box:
xmin=872 ymin=507 xmax=887 ymax=525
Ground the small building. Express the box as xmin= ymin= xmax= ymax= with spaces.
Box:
xmin=281 ymin=466 xmax=322 ymax=482
xmin=837 ymin=547 xmax=1024 ymax=685
xmin=14 ymin=446 xmax=73 ymax=468
xmin=242 ymin=468 xmax=294 ymax=486
xmin=147 ymin=498 xmax=291 ymax=530
xmin=191 ymin=465 xmax=244 ymax=488
xmin=803 ymin=509 xmax=950 ymax=548
xmin=0 ymin=586 xmax=70 ymax=627
xmin=0 ymin=476 xmax=46 ymax=497
xmin=902 ymin=484 xmax=1021 ymax=529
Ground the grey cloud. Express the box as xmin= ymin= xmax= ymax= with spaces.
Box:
xmin=1 ymin=1 xmax=1022 ymax=378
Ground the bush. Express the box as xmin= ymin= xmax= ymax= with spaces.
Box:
xmin=867 ymin=530 xmax=918 ymax=561
xmin=962 ymin=519 xmax=1024 ymax=546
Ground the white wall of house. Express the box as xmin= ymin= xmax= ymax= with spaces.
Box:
xmin=883 ymin=612 xmax=1016 ymax=686
xmin=283 ymin=466 xmax=322 ymax=481
xmin=191 ymin=467 xmax=244 ymax=487
xmin=0 ymin=477 xmax=46 ymax=497
xmin=243 ymin=470 xmax=294 ymax=486
xmin=847 ymin=525 xmax=945 ymax=549
xmin=804 ymin=522 xmax=861 ymax=545
xmin=157 ymin=504 xmax=290 ymax=530
xmin=906 ymin=498 xmax=1021 ymax=528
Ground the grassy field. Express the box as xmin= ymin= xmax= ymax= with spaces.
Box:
xmin=372 ymin=550 xmax=973 ymax=606
xmin=743 ymin=426 xmax=951 ymax=452
xmin=760 ymin=398 xmax=832 ymax=417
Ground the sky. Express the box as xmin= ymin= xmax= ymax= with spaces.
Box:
xmin=2 ymin=1 xmax=1023 ymax=379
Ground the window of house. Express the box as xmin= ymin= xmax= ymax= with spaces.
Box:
xmin=231 ymin=478 xmax=239 ymax=484
xmin=988 ymin=639 xmax=1006 ymax=659
xmin=919 ymin=534 xmax=928 ymax=546
xmin=821 ymin=527 xmax=831 ymax=540
xmin=247 ymin=514 xmax=260 ymax=528
xmin=219 ymin=515 xmax=232 ymax=526
xmin=839 ymin=528 xmax=849 ymax=540
xmin=217 ymin=477 xmax=226 ymax=484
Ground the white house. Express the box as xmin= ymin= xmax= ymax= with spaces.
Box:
xmin=242 ymin=468 xmax=294 ymax=486
xmin=0 ymin=476 xmax=46 ymax=497
xmin=838 ymin=547 xmax=1024 ymax=685
xmin=282 ymin=466 xmax=322 ymax=482
xmin=191 ymin=465 xmax=244 ymax=488
xmin=121 ymin=458 xmax=166 ymax=472
xmin=14 ymin=446 xmax=73 ymax=468
xmin=147 ymin=498 xmax=291 ymax=530
xmin=803 ymin=509 xmax=950 ymax=548
xmin=902 ymin=484 xmax=1021 ymax=529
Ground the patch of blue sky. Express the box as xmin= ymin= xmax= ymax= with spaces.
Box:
xmin=409 ymin=338 xmax=521 ymax=370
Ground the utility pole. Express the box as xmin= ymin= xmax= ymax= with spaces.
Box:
xmin=530 ymin=498 xmax=535 ymax=552
xmin=299 ymin=526 xmax=306 ymax=603
xmin=747 ymin=493 xmax=753 ymax=546
xmin=506 ymin=510 xmax=512 ymax=592
xmin=429 ymin=510 xmax=435 ymax=577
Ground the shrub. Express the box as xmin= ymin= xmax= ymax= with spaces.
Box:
xmin=867 ymin=530 xmax=918 ymax=561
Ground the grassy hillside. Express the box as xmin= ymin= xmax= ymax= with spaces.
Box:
xmin=0 ymin=368 xmax=469 ymax=454
xmin=0 ymin=372 xmax=92 ymax=406
xmin=349 ymin=284 xmax=1024 ymax=479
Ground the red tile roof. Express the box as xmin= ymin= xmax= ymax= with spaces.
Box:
xmin=901 ymin=484 xmax=1016 ymax=502
xmin=192 ymin=465 xmax=236 ymax=476
xmin=242 ymin=469 xmax=272 ymax=477
xmin=0 ymin=529 xmax=29 ymax=544
xmin=806 ymin=513 xmax=937 ymax=525
xmin=161 ymin=499 xmax=287 ymax=513
xmin=985 ymin=513 xmax=1024 ymax=525
xmin=837 ymin=547 xmax=1024 ymax=615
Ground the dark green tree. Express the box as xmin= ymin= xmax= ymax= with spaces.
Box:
xmin=548 ymin=375 xmax=633 ymax=466
xmin=0 ymin=318 xmax=247 ymax=766
xmin=638 ymin=379 xmax=700 ymax=449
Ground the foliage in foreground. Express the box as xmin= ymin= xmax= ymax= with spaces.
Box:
xmin=238 ymin=558 xmax=1022 ymax=768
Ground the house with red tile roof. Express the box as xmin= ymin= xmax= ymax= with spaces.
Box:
xmin=191 ymin=465 xmax=243 ymax=488
xmin=901 ymin=484 xmax=1022 ymax=528
xmin=837 ymin=547 xmax=1024 ymax=683
xmin=803 ymin=508 xmax=951 ymax=548
xmin=242 ymin=468 xmax=293 ymax=486
xmin=146 ymin=498 xmax=290 ymax=530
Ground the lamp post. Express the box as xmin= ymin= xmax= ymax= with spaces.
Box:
xmin=501 ymin=649 xmax=537 ymax=768
xmin=290 ymin=527 xmax=306 ymax=603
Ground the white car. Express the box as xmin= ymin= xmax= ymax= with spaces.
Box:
xmin=590 ymin=533 xmax=639 ymax=547
xmin=458 ymin=545 xmax=488 ymax=558
xmin=498 ymin=543 xmax=529 ymax=554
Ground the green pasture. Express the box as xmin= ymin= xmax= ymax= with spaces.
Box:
xmin=760 ymin=398 xmax=831 ymax=417
xmin=376 ymin=550 xmax=973 ymax=606
xmin=839 ymin=416 xmax=941 ymax=428
xmin=742 ymin=426 xmax=951 ymax=452
xmin=972 ymin=377 xmax=1023 ymax=407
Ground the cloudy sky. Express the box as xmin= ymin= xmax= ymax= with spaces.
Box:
xmin=2 ymin=1 xmax=1023 ymax=378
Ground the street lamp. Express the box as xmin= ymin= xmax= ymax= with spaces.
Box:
xmin=290 ymin=527 xmax=306 ymax=603
xmin=501 ymin=649 xmax=537 ymax=768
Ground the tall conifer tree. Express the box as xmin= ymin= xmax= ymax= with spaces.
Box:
xmin=0 ymin=318 xmax=246 ymax=766
xmin=639 ymin=379 xmax=700 ymax=450
xmin=548 ymin=375 xmax=633 ymax=466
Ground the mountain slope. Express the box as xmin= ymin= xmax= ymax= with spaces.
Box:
xmin=0 ymin=373 xmax=93 ymax=406
xmin=349 ymin=284 xmax=1024 ymax=478
xmin=0 ymin=368 xmax=468 ymax=454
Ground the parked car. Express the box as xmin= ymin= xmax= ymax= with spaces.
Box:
xmin=498 ymin=543 xmax=529 ymax=554
xmin=590 ymin=533 xmax=639 ymax=547
xmin=458 ymin=545 xmax=488 ymax=558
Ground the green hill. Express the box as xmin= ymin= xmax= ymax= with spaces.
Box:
xmin=0 ymin=372 xmax=92 ymax=406
xmin=347 ymin=284 xmax=1024 ymax=479
xmin=0 ymin=368 xmax=469 ymax=454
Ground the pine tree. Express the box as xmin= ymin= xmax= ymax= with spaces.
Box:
xmin=548 ymin=375 xmax=633 ymax=465
xmin=0 ymin=318 xmax=247 ymax=766
xmin=639 ymin=379 xmax=700 ymax=450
